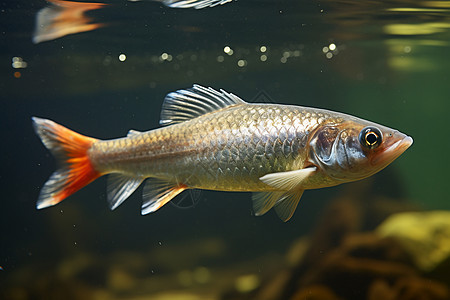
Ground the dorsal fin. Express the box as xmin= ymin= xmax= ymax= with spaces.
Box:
xmin=159 ymin=84 xmax=246 ymax=126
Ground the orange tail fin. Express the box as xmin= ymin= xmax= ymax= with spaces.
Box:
xmin=33 ymin=0 xmax=106 ymax=44
xmin=32 ymin=117 xmax=101 ymax=209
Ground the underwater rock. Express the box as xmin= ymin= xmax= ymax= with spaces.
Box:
xmin=376 ymin=210 xmax=450 ymax=272
xmin=299 ymin=177 xmax=417 ymax=270
xmin=367 ymin=277 xmax=449 ymax=300
xmin=107 ymin=266 xmax=136 ymax=291
xmin=295 ymin=233 xmax=418 ymax=299
xmin=252 ymin=269 xmax=293 ymax=300
xmin=285 ymin=237 xmax=310 ymax=267
xmin=234 ymin=274 xmax=260 ymax=293
xmin=0 ymin=275 xmax=98 ymax=300
xmin=428 ymin=255 xmax=450 ymax=290
xmin=290 ymin=285 xmax=342 ymax=300
xmin=250 ymin=232 xmax=449 ymax=300
xmin=221 ymin=182 xmax=449 ymax=300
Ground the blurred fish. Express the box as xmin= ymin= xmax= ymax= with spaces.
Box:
xmin=32 ymin=0 xmax=232 ymax=43
xmin=33 ymin=0 xmax=106 ymax=44
xmin=32 ymin=85 xmax=413 ymax=221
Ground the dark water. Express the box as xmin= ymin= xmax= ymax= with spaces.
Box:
xmin=1 ymin=0 xmax=450 ymax=299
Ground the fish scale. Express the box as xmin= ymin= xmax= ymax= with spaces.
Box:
xmin=89 ymin=103 xmax=329 ymax=191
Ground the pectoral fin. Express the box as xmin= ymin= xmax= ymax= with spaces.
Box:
xmin=142 ymin=178 xmax=188 ymax=215
xmin=259 ymin=167 xmax=316 ymax=191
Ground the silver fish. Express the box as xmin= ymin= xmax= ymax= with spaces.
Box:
xmin=33 ymin=85 xmax=413 ymax=221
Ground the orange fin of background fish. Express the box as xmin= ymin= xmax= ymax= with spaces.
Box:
xmin=141 ymin=179 xmax=188 ymax=214
xmin=33 ymin=0 xmax=106 ymax=44
xmin=32 ymin=117 xmax=101 ymax=209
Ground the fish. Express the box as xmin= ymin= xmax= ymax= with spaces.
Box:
xmin=33 ymin=0 xmax=232 ymax=43
xmin=32 ymin=85 xmax=413 ymax=221
xmin=33 ymin=0 xmax=106 ymax=44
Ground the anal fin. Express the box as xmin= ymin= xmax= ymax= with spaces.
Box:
xmin=142 ymin=178 xmax=188 ymax=215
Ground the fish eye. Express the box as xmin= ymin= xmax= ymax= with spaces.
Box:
xmin=359 ymin=127 xmax=382 ymax=149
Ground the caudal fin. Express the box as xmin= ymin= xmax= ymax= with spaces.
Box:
xmin=32 ymin=117 xmax=101 ymax=209
xmin=32 ymin=0 xmax=106 ymax=44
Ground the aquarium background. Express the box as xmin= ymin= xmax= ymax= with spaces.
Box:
xmin=1 ymin=0 xmax=449 ymax=299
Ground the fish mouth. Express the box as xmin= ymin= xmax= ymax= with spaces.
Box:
xmin=372 ymin=134 xmax=413 ymax=166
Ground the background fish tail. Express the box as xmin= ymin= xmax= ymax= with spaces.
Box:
xmin=32 ymin=117 xmax=101 ymax=209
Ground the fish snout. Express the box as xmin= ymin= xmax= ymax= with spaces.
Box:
xmin=371 ymin=131 xmax=413 ymax=166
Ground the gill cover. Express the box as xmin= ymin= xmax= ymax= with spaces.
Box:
xmin=309 ymin=124 xmax=369 ymax=181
